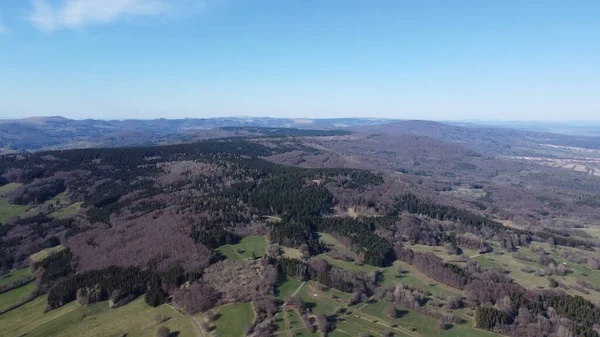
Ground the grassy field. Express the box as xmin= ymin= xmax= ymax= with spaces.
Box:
xmin=0 ymin=267 xmax=33 ymax=286
xmin=0 ymin=296 xmax=196 ymax=337
xmin=0 ymin=296 xmax=78 ymax=336
xmin=581 ymin=225 xmax=600 ymax=240
xmin=289 ymin=281 xmax=500 ymax=337
xmin=30 ymin=245 xmax=67 ymax=263
xmin=51 ymin=202 xmax=83 ymax=219
xmin=409 ymin=239 xmax=600 ymax=303
xmin=359 ymin=299 xmax=503 ymax=337
xmin=526 ymin=243 xmax=600 ymax=301
xmin=276 ymin=276 xmax=303 ymax=300
xmin=0 ymin=185 xmax=81 ymax=222
xmin=274 ymin=310 xmax=288 ymax=334
xmin=442 ymin=186 xmax=487 ymax=199
xmin=297 ymin=282 xmax=341 ymax=315
xmin=408 ymin=244 xmax=479 ymax=262
xmin=390 ymin=260 xmax=464 ymax=297
xmin=287 ymin=309 xmax=319 ymax=337
xmin=281 ymin=246 xmax=303 ymax=259
xmin=408 ymin=243 xmax=555 ymax=293
xmin=209 ymin=302 xmax=255 ymax=337
xmin=217 ymin=236 xmax=267 ymax=260
xmin=317 ymin=236 xmax=463 ymax=298
xmin=273 ymin=308 xmax=319 ymax=337
xmin=0 ymin=282 xmax=36 ymax=311
xmin=0 ymin=183 xmax=31 ymax=222
xmin=319 ymin=232 xmax=357 ymax=259
xmin=0 ymin=241 xmax=513 ymax=337
xmin=472 ymin=255 xmax=501 ymax=268
xmin=45 ymin=191 xmax=70 ymax=205
xmin=7 ymin=223 xmax=589 ymax=337
xmin=0 ymin=182 xmax=23 ymax=195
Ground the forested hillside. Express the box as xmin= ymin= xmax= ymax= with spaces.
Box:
xmin=2 ymin=128 xmax=600 ymax=337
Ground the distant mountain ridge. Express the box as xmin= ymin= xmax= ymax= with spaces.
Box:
xmin=353 ymin=120 xmax=600 ymax=155
xmin=0 ymin=116 xmax=398 ymax=153
xmin=3 ymin=116 xmax=600 ymax=157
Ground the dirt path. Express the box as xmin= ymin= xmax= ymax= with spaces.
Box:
xmin=279 ymin=281 xmax=306 ymax=310
xmin=275 ymin=281 xmax=308 ymax=336
xmin=167 ymin=304 xmax=204 ymax=337
xmin=290 ymin=281 xmax=306 ymax=298
xmin=353 ymin=295 xmax=374 ymax=313
xmin=190 ymin=316 xmax=205 ymax=337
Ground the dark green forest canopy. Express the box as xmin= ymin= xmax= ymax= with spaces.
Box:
xmin=0 ymin=139 xmax=384 ymax=274
xmin=0 ymin=140 xmax=283 ymax=182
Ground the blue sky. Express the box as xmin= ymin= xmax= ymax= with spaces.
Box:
xmin=0 ymin=0 xmax=599 ymax=120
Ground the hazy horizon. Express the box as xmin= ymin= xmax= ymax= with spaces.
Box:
xmin=4 ymin=115 xmax=600 ymax=125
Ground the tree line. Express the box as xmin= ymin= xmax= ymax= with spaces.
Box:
xmin=47 ymin=262 xmax=200 ymax=310
xmin=275 ymin=257 xmax=375 ymax=294
xmin=395 ymin=193 xmax=591 ymax=249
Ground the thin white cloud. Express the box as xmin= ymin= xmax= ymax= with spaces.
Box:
xmin=30 ymin=0 xmax=58 ymax=32
xmin=30 ymin=0 xmax=204 ymax=32
xmin=0 ymin=14 xmax=9 ymax=34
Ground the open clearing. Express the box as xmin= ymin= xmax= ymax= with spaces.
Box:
xmin=319 ymin=232 xmax=357 ymax=259
xmin=0 ymin=183 xmax=31 ymax=222
xmin=51 ymin=202 xmax=83 ymax=219
xmin=30 ymin=245 xmax=67 ymax=263
xmin=289 ymin=280 xmax=499 ymax=337
xmin=276 ymin=276 xmax=303 ymax=300
xmin=0 ymin=295 xmax=78 ymax=336
xmin=217 ymin=236 xmax=267 ymax=260
xmin=442 ymin=186 xmax=487 ymax=199
xmin=0 ymin=282 xmax=36 ymax=311
xmin=407 ymin=244 xmax=479 ymax=263
xmin=281 ymin=246 xmax=303 ymax=259
xmin=0 ymin=296 xmax=196 ymax=337
xmin=0 ymin=267 xmax=33 ymax=286
xmin=0 ymin=186 xmax=81 ymax=222
xmin=302 ymin=235 xmax=506 ymax=336
xmin=317 ymin=236 xmax=463 ymax=298
xmin=407 ymin=239 xmax=600 ymax=303
xmin=273 ymin=308 xmax=319 ymax=337
xmin=46 ymin=191 xmax=70 ymax=205
xmin=0 ymin=182 xmax=23 ymax=195
xmin=209 ymin=302 xmax=255 ymax=337
xmin=286 ymin=308 xmax=319 ymax=337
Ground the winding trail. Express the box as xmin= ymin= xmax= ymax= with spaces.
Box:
xmin=167 ymin=303 xmax=203 ymax=337
xmin=189 ymin=315 xmax=205 ymax=337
